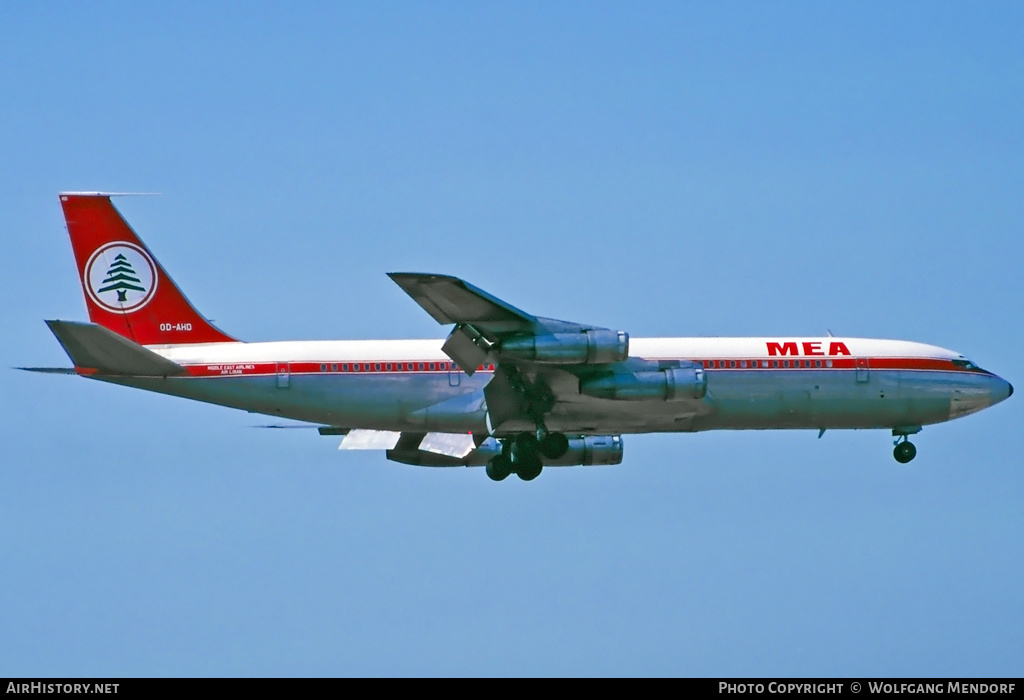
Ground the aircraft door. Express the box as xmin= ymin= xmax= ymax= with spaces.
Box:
xmin=855 ymin=357 xmax=869 ymax=383
xmin=276 ymin=362 xmax=290 ymax=389
xmin=448 ymin=361 xmax=461 ymax=387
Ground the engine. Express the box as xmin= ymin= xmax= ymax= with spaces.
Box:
xmin=500 ymin=330 xmax=629 ymax=364
xmin=547 ymin=435 xmax=624 ymax=466
xmin=579 ymin=367 xmax=707 ymax=401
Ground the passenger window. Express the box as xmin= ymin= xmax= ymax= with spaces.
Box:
xmin=729 ymin=361 xmax=735 ymax=368
xmin=826 ymin=360 xmax=833 ymax=368
xmin=320 ymin=364 xmax=327 ymax=372
xmin=429 ymin=363 xmax=435 ymax=370
xmin=341 ymin=364 xmax=348 ymax=371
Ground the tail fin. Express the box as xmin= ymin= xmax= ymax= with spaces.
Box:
xmin=59 ymin=193 xmax=236 ymax=345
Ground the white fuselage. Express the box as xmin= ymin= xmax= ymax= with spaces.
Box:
xmin=93 ymin=336 xmax=1012 ymax=437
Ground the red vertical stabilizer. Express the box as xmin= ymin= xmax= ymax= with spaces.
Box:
xmin=59 ymin=193 xmax=237 ymax=345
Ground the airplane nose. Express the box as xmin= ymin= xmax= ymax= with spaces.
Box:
xmin=993 ymin=376 xmax=1013 ymax=404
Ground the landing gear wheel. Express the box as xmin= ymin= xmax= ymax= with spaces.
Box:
xmin=513 ymin=432 xmax=539 ymax=458
xmin=893 ymin=441 xmax=917 ymax=464
xmin=538 ymin=432 xmax=569 ymax=459
xmin=486 ymin=455 xmax=513 ymax=481
xmin=516 ymin=454 xmax=543 ymax=481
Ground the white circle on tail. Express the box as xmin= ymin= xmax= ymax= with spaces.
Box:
xmin=84 ymin=242 xmax=158 ymax=313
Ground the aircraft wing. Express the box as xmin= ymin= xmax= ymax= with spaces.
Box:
xmin=387 ymin=273 xmax=538 ymax=333
xmin=390 ymin=273 xmax=709 ymax=433
xmin=388 ymin=273 xmax=623 ymax=376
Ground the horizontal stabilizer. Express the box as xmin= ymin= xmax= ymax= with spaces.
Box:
xmin=45 ymin=320 xmax=186 ymax=376
xmin=338 ymin=429 xmax=401 ymax=450
xmin=15 ymin=367 xmax=77 ymax=374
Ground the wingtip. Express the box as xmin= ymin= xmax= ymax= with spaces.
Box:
xmin=388 ymin=272 xmax=460 ymax=283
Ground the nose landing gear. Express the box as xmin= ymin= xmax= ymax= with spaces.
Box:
xmin=893 ymin=439 xmax=917 ymax=463
xmin=892 ymin=426 xmax=921 ymax=463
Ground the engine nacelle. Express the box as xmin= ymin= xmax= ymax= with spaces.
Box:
xmin=500 ymin=330 xmax=629 ymax=364
xmin=550 ymin=435 xmax=624 ymax=466
xmin=579 ymin=367 xmax=707 ymax=401
xmin=481 ymin=435 xmax=624 ymax=466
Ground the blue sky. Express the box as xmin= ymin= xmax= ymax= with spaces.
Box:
xmin=2 ymin=2 xmax=1022 ymax=676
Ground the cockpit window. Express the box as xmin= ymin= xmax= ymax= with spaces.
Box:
xmin=952 ymin=359 xmax=980 ymax=371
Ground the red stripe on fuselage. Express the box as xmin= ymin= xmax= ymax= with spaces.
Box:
xmin=167 ymin=357 xmax=985 ymax=378
xmin=694 ymin=357 xmax=987 ymax=372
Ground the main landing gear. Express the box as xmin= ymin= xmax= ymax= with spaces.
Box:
xmin=485 ymin=429 xmax=570 ymax=482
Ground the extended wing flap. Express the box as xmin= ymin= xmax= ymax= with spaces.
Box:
xmin=337 ymin=429 xmax=402 ymax=450
xmin=418 ymin=432 xmax=477 ymax=458
xmin=440 ymin=325 xmax=491 ymax=375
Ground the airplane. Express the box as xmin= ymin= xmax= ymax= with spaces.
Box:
xmin=24 ymin=192 xmax=1013 ymax=481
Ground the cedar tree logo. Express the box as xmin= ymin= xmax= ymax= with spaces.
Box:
xmin=84 ymin=242 xmax=158 ymax=313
